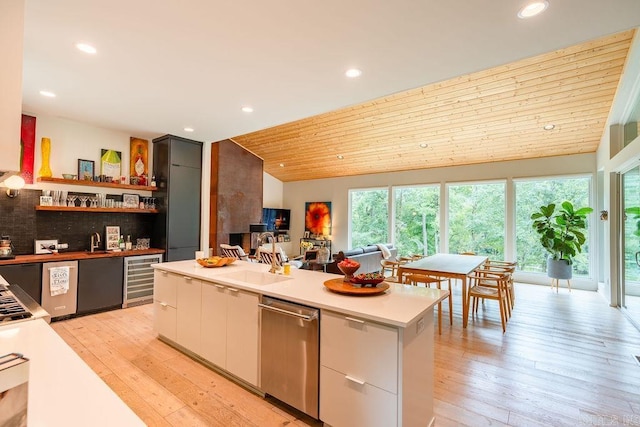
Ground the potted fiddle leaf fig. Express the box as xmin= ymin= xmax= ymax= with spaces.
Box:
xmin=531 ymin=201 xmax=593 ymax=279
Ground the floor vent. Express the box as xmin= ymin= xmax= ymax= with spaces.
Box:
xmin=634 ymin=355 xmax=640 ymax=366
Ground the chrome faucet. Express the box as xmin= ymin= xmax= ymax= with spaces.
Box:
xmin=259 ymin=232 xmax=279 ymax=274
xmin=90 ymin=232 xmax=101 ymax=253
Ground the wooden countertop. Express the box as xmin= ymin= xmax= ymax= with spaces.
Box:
xmin=0 ymin=248 xmax=165 ymax=266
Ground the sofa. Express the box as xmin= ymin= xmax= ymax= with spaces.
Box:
xmin=326 ymin=244 xmax=397 ymax=275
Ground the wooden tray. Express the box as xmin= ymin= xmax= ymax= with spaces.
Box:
xmin=323 ymin=278 xmax=390 ymax=296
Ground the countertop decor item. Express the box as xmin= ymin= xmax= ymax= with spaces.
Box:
xmin=38 ymin=137 xmax=52 ymax=178
xmin=323 ymin=278 xmax=389 ymax=295
xmin=336 ymin=258 xmax=360 ymax=282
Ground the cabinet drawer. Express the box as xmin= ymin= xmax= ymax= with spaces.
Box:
xmin=321 ymin=310 xmax=398 ymax=393
xmin=320 ymin=366 xmax=397 ymax=427
xmin=154 ymin=301 xmax=177 ymax=341
xmin=154 ymin=270 xmax=177 ymax=307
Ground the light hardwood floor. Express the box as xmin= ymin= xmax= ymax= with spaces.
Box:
xmin=51 ymin=283 xmax=640 ymax=427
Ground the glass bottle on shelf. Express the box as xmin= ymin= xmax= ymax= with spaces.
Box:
xmin=125 ymin=235 xmax=132 ymax=250
xmin=118 ymin=235 xmax=125 ymax=250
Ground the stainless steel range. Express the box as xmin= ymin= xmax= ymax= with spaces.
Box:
xmin=0 ymin=282 xmax=51 ymax=324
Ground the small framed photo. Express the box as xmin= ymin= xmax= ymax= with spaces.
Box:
xmin=122 ymin=193 xmax=139 ymax=209
xmin=39 ymin=196 xmax=53 ymax=206
xmin=105 ymin=225 xmax=120 ymax=250
xmin=78 ymin=159 xmax=95 ymax=181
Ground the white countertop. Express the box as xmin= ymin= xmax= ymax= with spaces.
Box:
xmin=0 ymin=319 xmax=144 ymax=427
xmin=153 ymin=260 xmax=448 ymax=327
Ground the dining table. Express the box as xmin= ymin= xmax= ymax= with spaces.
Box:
xmin=397 ymin=253 xmax=488 ymax=328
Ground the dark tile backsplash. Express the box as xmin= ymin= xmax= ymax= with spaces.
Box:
xmin=0 ymin=189 xmax=156 ymax=255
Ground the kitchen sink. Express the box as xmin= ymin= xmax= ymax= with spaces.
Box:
xmin=217 ymin=270 xmax=292 ymax=286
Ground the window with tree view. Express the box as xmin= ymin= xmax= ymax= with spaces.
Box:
xmin=349 ymin=188 xmax=389 ymax=248
xmin=393 ymin=185 xmax=440 ymax=257
xmin=515 ymin=177 xmax=591 ymax=277
xmin=448 ymin=182 xmax=505 ymax=258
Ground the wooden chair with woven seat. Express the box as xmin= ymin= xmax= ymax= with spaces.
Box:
xmin=484 ymin=260 xmax=517 ymax=309
xmin=219 ymin=243 xmax=249 ymax=261
xmin=380 ymin=259 xmax=404 ymax=283
xmin=404 ymin=273 xmax=452 ymax=334
xmin=466 ymin=270 xmax=510 ymax=333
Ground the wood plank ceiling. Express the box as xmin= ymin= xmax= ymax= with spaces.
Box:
xmin=231 ymin=30 xmax=635 ymax=183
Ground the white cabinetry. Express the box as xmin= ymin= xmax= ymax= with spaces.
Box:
xmin=320 ymin=311 xmax=398 ymax=427
xmin=176 ymin=275 xmax=202 ymax=354
xmin=226 ymin=288 xmax=259 ymax=385
xmin=200 ymin=284 xmax=227 ymax=367
xmin=153 ymin=270 xmax=177 ymax=341
xmin=201 ymin=283 xmax=259 ymax=386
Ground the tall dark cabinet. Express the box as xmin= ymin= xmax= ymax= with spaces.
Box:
xmin=153 ymin=135 xmax=203 ymax=261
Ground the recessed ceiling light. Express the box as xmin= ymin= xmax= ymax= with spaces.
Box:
xmin=518 ymin=1 xmax=549 ymax=19
xmin=345 ymin=68 xmax=362 ymax=78
xmin=76 ymin=43 xmax=97 ymax=54
xmin=184 ymin=127 xmax=194 ymax=132
xmin=337 ymin=155 xmax=344 ymax=160
xmin=419 ymin=143 xmax=428 ymax=148
xmin=279 ymin=163 xmax=285 ymax=167
xmin=39 ymin=90 xmax=56 ymax=98
xmin=241 ymin=106 xmax=254 ymax=113
xmin=543 ymin=124 xmax=555 ymax=130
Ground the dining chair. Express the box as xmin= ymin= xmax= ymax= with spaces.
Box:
xmin=404 ymin=273 xmax=452 ymax=334
xmin=220 ymin=243 xmax=249 ymax=261
xmin=485 ymin=260 xmax=517 ymax=307
xmin=380 ymin=259 xmax=404 ymax=283
xmin=466 ymin=270 xmax=510 ymax=333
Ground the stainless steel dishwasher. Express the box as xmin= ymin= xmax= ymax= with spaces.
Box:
xmin=259 ymin=296 xmax=319 ymax=419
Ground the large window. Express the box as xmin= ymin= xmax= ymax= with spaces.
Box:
xmin=448 ymin=182 xmax=505 ymax=258
xmin=393 ymin=185 xmax=440 ymax=257
xmin=515 ymin=177 xmax=591 ymax=276
xmin=349 ymin=188 xmax=389 ymax=248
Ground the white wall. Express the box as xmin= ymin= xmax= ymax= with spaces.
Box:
xmin=0 ymin=0 xmax=24 ymax=172
xmin=263 ymin=172 xmax=284 ymax=208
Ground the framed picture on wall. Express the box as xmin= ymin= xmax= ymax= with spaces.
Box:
xmin=122 ymin=193 xmax=139 ymax=209
xmin=100 ymin=149 xmax=122 ymax=180
xmin=305 ymin=201 xmax=332 ymax=236
xmin=78 ymin=159 xmax=94 ymax=181
xmin=105 ymin=225 xmax=120 ymax=250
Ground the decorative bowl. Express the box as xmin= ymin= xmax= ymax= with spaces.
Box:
xmin=62 ymin=174 xmax=77 ymax=180
xmin=337 ymin=259 xmax=360 ymax=282
xmin=350 ymin=272 xmax=385 ymax=287
xmin=197 ymin=256 xmax=236 ymax=268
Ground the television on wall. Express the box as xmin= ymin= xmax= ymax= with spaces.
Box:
xmin=262 ymin=208 xmax=291 ymax=231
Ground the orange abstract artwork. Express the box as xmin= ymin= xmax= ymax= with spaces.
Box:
xmin=130 ymin=137 xmax=148 ymax=178
xmin=305 ymin=202 xmax=332 ymax=236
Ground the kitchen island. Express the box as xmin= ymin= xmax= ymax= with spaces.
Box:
xmin=153 ymin=259 xmax=447 ymax=427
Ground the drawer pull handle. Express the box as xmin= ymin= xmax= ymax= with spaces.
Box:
xmin=160 ymin=302 xmax=168 ymax=307
xmin=228 ymin=288 xmax=239 ymax=293
xmin=183 ymin=276 xmax=192 ymax=281
xmin=345 ymin=375 xmax=365 ymax=385
xmin=345 ymin=316 xmax=365 ymax=324
xmin=215 ymin=284 xmax=225 ymax=289
xmin=161 ymin=271 xmax=168 ymax=276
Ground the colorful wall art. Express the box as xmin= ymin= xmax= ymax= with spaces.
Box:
xmin=305 ymin=201 xmax=332 ymax=236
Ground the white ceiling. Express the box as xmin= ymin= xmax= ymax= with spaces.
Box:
xmin=22 ymin=1 xmax=640 ymax=149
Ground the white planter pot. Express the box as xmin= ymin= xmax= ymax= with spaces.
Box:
xmin=547 ymin=258 xmax=572 ymax=280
